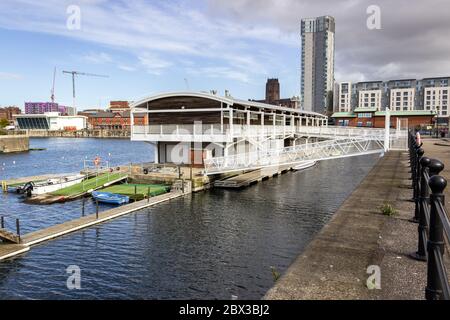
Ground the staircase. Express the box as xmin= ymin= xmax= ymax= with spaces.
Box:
xmin=0 ymin=229 xmax=20 ymax=244
xmin=171 ymin=179 xmax=192 ymax=194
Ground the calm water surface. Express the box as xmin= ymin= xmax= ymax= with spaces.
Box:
xmin=0 ymin=138 xmax=379 ymax=299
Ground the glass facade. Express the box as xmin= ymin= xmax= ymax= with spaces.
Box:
xmin=16 ymin=117 xmax=50 ymax=129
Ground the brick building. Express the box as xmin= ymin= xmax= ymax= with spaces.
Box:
xmin=0 ymin=106 xmax=21 ymax=122
xmin=87 ymin=110 xmax=145 ymax=130
xmin=252 ymin=78 xmax=300 ymax=109
xmin=332 ymin=108 xmax=435 ymax=129
xmin=108 ymin=101 xmax=130 ymax=112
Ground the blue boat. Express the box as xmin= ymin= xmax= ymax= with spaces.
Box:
xmin=91 ymin=191 xmax=129 ymax=205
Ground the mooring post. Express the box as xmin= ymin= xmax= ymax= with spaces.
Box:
xmin=1 ymin=216 xmax=4 ymax=229
xmin=147 ymin=186 xmax=150 ymax=203
xmin=426 ymin=175 xmax=447 ymax=300
xmin=96 ymin=200 xmax=99 ymax=219
xmin=82 ymin=197 xmax=85 ymax=217
xmin=134 ymin=185 xmax=137 ymax=195
xmin=16 ymin=218 xmax=21 ymax=243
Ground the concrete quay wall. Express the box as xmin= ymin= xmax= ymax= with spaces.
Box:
xmin=0 ymin=135 xmax=29 ymax=153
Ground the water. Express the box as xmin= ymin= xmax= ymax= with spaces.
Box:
xmin=0 ymin=138 xmax=154 ymax=233
xmin=0 ymin=138 xmax=379 ymax=299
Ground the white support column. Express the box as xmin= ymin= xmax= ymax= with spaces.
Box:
xmin=261 ymin=111 xmax=264 ymax=139
xmin=154 ymin=142 xmax=159 ymax=164
xmin=272 ymin=112 xmax=276 ymax=137
xmin=384 ymin=108 xmax=390 ymax=152
xmin=229 ymin=108 xmax=234 ymax=137
xmin=247 ymin=110 xmax=250 ymax=126
xmin=130 ymin=109 xmax=135 ymax=135
xmin=220 ymin=102 xmax=224 ymax=134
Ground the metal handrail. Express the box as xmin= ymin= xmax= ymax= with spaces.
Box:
xmin=437 ymin=201 xmax=450 ymax=244
xmin=432 ymin=248 xmax=450 ymax=300
xmin=409 ymin=130 xmax=450 ymax=300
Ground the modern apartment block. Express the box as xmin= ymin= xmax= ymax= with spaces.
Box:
xmin=334 ymin=77 xmax=450 ymax=116
xmin=421 ymin=77 xmax=449 ymax=116
xmin=301 ymin=15 xmax=335 ymax=114
xmin=25 ymin=102 xmax=71 ymax=115
xmin=337 ymin=82 xmax=352 ymax=112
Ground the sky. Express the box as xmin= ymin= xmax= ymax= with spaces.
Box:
xmin=0 ymin=0 xmax=449 ymax=110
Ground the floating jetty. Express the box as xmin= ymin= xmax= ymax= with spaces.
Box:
xmin=100 ymin=183 xmax=170 ymax=201
xmin=214 ymin=164 xmax=294 ymax=188
xmin=25 ymin=172 xmax=129 ymax=204
xmin=0 ymin=189 xmax=187 ymax=261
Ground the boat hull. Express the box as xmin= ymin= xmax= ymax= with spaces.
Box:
xmin=31 ymin=175 xmax=86 ymax=195
xmin=91 ymin=191 xmax=129 ymax=205
xmin=293 ymin=160 xmax=317 ymax=171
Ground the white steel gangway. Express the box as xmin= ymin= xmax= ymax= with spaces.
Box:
xmin=204 ymin=135 xmax=386 ymax=175
xmin=203 ymin=124 xmax=408 ymax=175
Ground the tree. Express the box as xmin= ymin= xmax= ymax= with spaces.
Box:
xmin=0 ymin=118 xmax=9 ymax=128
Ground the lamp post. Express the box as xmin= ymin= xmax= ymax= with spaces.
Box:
xmin=436 ymin=106 xmax=440 ymax=138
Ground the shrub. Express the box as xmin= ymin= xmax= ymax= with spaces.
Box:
xmin=380 ymin=202 xmax=397 ymax=216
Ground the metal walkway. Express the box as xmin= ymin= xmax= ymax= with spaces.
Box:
xmin=204 ymin=126 xmax=407 ymax=175
xmin=204 ymin=136 xmax=386 ymax=175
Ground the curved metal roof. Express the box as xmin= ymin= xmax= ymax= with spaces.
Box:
xmin=131 ymin=91 xmax=326 ymax=118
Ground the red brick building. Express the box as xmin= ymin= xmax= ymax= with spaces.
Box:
xmin=87 ymin=110 xmax=145 ymax=130
xmin=108 ymin=101 xmax=130 ymax=112
xmin=331 ymin=108 xmax=436 ymax=129
xmin=0 ymin=106 xmax=21 ymax=122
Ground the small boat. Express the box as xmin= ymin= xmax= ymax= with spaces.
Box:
xmin=91 ymin=191 xmax=129 ymax=205
xmin=17 ymin=174 xmax=86 ymax=196
xmin=293 ymin=160 xmax=317 ymax=171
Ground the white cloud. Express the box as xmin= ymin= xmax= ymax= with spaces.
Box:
xmin=82 ymin=52 xmax=113 ymax=64
xmin=187 ymin=66 xmax=251 ymax=83
xmin=118 ymin=65 xmax=136 ymax=72
xmin=138 ymin=53 xmax=173 ymax=75
xmin=0 ymin=0 xmax=289 ymax=82
xmin=0 ymin=72 xmax=23 ymax=80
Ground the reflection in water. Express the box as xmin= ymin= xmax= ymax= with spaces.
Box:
xmin=0 ymin=147 xmax=379 ymax=299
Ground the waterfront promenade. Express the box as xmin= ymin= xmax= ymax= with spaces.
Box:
xmin=265 ymin=142 xmax=450 ymax=299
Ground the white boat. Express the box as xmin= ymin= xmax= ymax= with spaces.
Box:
xmin=293 ymin=160 xmax=317 ymax=171
xmin=17 ymin=174 xmax=86 ymax=196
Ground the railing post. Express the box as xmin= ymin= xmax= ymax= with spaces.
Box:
xmin=82 ymin=197 xmax=85 ymax=217
xmin=1 ymin=216 xmax=4 ymax=229
xmin=411 ymin=148 xmax=424 ymax=222
xmin=411 ymin=156 xmax=431 ymax=261
xmin=426 ymin=175 xmax=447 ymax=300
xmin=96 ymin=200 xmax=99 ymax=219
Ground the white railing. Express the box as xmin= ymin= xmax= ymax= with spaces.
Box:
xmin=296 ymin=126 xmax=386 ymax=139
xmin=133 ymin=124 xmax=387 ymax=139
xmin=204 ymin=137 xmax=385 ymax=175
xmin=132 ymin=124 xmax=298 ymax=138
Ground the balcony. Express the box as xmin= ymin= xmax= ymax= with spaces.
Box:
xmin=131 ymin=124 xmax=301 ymax=142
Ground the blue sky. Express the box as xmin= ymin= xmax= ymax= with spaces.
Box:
xmin=1 ymin=0 xmax=449 ymax=110
xmin=0 ymin=0 xmax=300 ymax=110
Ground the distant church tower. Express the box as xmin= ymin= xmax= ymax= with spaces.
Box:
xmin=265 ymin=78 xmax=280 ymax=104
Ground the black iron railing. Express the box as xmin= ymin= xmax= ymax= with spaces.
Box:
xmin=409 ymin=131 xmax=450 ymax=300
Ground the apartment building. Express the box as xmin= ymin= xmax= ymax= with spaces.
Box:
xmin=338 ymin=82 xmax=352 ymax=112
